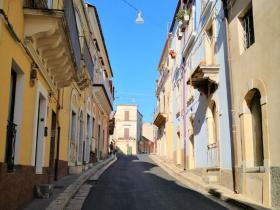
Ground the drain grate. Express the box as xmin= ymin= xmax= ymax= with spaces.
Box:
xmin=53 ymin=185 xmax=65 ymax=189
xmin=86 ymin=180 xmax=98 ymax=186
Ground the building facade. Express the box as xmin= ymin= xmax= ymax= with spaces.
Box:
xmin=112 ymin=105 xmax=143 ymax=155
xmin=223 ymin=0 xmax=280 ymax=208
xmin=139 ymin=122 xmax=156 ymax=154
xmin=0 ymin=0 xmax=113 ymax=209
xmin=154 ymin=0 xmax=280 ymax=209
xmin=153 ymin=33 xmax=174 ymax=161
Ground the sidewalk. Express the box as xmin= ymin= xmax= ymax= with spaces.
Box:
xmin=24 ymin=156 xmax=116 ymax=210
xmin=149 ymin=154 xmax=272 ymax=210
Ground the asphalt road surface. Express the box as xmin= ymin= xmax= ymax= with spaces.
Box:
xmin=82 ymin=154 xmax=229 ymax=210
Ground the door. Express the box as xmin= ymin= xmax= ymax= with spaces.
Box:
xmin=35 ymin=95 xmax=47 ymax=174
xmin=49 ymin=111 xmax=56 ymax=183
xmin=97 ymin=125 xmax=100 ymax=159
xmin=189 ymin=134 xmax=195 ymax=169
xmin=127 ymin=146 xmax=132 ymax=155
xmin=85 ymin=114 xmax=91 ymax=163
xmin=78 ymin=112 xmax=83 ymax=164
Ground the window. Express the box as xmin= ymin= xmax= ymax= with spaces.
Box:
xmin=124 ymin=128 xmax=129 ymax=139
xmin=71 ymin=111 xmax=77 ymax=142
xmin=241 ymin=6 xmax=255 ymax=49
xmin=124 ymin=111 xmax=130 ymax=121
xmin=250 ymin=90 xmax=263 ymax=166
xmin=92 ymin=117 xmax=95 ymax=138
xmin=205 ymin=22 xmax=215 ymax=64
xmin=242 ymin=89 xmax=264 ymax=168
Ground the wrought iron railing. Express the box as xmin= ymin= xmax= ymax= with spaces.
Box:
xmin=23 ymin=0 xmax=51 ymax=9
xmin=207 ymin=142 xmax=219 ymax=168
xmin=6 ymin=121 xmax=17 ymax=172
xmin=83 ymin=41 xmax=94 ymax=82
xmin=95 ymin=70 xmax=114 ymax=104
xmin=23 ymin=0 xmax=82 ymax=73
xmin=64 ymin=0 xmax=81 ymax=72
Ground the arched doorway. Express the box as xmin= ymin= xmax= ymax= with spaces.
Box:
xmin=206 ymin=101 xmax=219 ymax=168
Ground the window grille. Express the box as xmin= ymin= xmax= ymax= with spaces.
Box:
xmin=242 ymin=7 xmax=255 ymax=49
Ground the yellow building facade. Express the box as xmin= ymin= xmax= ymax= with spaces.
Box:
xmin=0 ymin=1 xmax=113 ymax=209
xmin=154 ymin=33 xmax=174 ymax=162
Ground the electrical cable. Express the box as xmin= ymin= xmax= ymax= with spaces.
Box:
xmin=120 ymin=0 xmax=139 ymax=12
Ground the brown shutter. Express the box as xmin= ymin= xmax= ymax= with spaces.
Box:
xmin=124 ymin=111 xmax=129 ymax=121
xmin=124 ymin=128 xmax=129 ymax=139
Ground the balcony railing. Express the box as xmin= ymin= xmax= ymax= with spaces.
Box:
xmin=64 ymin=0 xmax=81 ymax=72
xmin=6 ymin=121 xmax=17 ymax=172
xmin=23 ymin=0 xmax=82 ymax=87
xmin=117 ymin=137 xmax=136 ymax=141
xmin=24 ymin=0 xmax=50 ymax=9
xmin=95 ymin=71 xmax=114 ymax=104
xmin=83 ymin=41 xmax=94 ymax=82
xmin=182 ymin=7 xmax=196 ymax=56
xmin=207 ymin=143 xmax=219 ymax=168
xmin=24 ymin=0 xmax=82 ymax=72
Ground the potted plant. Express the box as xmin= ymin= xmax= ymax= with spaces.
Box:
xmin=177 ymin=29 xmax=183 ymax=40
xmin=175 ymin=8 xmax=185 ymax=22
xmin=169 ymin=50 xmax=176 ymax=59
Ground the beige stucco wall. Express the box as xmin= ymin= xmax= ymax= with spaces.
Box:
xmin=142 ymin=122 xmax=155 ymax=142
xmin=113 ymin=105 xmax=143 ymax=154
xmin=116 ymin=140 xmax=137 ymax=155
xmin=227 ymin=0 xmax=280 ymax=208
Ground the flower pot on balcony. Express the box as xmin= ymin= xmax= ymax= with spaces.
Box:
xmin=169 ymin=50 xmax=176 ymax=59
xmin=180 ymin=25 xmax=186 ymax=32
xmin=177 ymin=29 xmax=183 ymax=40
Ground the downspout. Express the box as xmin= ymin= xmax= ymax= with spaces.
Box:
xmin=0 ymin=9 xmax=20 ymax=42
xmin=222 ymin=0 xmax=238 ymax=193
xmin=183 ymin=64 xmax=187 ymax=170
xmin=55 ymin=89 xmax=62 ymax=180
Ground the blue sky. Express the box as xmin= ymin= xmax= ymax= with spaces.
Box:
xmin=88 ymin=0 xmax=177 ymax=122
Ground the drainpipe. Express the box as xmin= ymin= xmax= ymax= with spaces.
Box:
xmin=55 ymin=89 xmax=62 ymax=180
xmin=0 ymin=9 xmax=21 ymax=42
xmin=183 ymin=64 xmax=187 ymax=170
xmin=222 ymin=0 xmax=238 ymax=193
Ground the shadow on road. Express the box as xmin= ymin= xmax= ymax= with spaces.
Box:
xmin=82 ymin=154 xmax=229 ymax=210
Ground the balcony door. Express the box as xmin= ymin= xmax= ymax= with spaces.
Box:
xmin=124 ymin=128 xmax=129 ymax=139
xmin=49 ymin=111 xmax=56 ymax=183
xmin=35 ymin=93 xmax=47 ymax=174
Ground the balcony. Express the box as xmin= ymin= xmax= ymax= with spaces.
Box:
xmin=76 ymin=39 xmax=94 ymax=90
xmin=187 ymin=63 xmax=219 ymax=95
xmin=156 ymin=68 xmax=168 ymax=96
xmin=153 ymin=106 xmax=167 ymax=128
xmin=23 ymin=0 xmax=81 ymax=88
xmin=93 ymin=70 xmax=114 ymax=114
xmin=182 ymin=7 xmax=196 ymax=56
xmin=109 ymin=117 xmax=115 ymax=135
xmin=117 ymin=137 xmax=136 ymax=141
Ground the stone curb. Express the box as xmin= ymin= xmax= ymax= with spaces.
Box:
xmin=46 ymin=156 xmax=116 ymax=210
xmin=149 ymin=154 xmax=271 ymax=210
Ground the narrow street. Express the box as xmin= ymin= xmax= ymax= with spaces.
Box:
xmin=82 ymin=155 xmax=229 ymax=210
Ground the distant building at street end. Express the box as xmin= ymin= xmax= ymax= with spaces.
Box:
xmin=112 ymin=105 xmax=143 ymax=155
xmin=139 ymin=122 xmax=157 ymax=154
